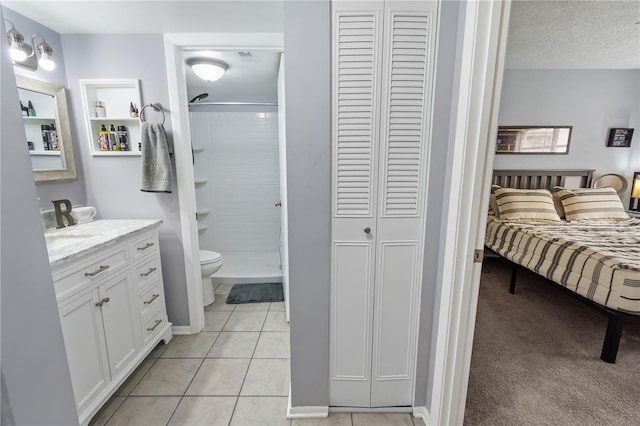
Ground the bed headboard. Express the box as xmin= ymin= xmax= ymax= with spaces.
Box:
xmin=492 ymin=169 xmax=594 ymax=190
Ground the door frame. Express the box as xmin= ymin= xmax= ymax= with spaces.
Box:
xmin=163 ymin=33 xmax=285 ymax=333
xmin=421 ymin=1 xmax=511 ymax=425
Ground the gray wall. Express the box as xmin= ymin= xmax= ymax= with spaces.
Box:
xmin=283 ymin=0 xmax=468 ymax=409
xmin=415 ymin=0 xmax=464 ymax=407
xmin=283 ymin=0 xmax=331 ymax=407
xmin=2 ymin=6 xmax=87 ymax=211
xmin=495 ymin=69 xmax=640 ymax=205
xmin=0 ymin=12 xmax=78 ymax=425
xmin=61 ymin=34 xmax=189 ymax=326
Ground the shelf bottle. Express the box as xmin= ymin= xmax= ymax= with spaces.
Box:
xmin=98 ymin=124 xmax=109 ymax=151
xmin=27 ymin=101 xmax=36 ymax=117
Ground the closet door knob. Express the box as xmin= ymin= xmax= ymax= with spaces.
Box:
xmin=364 ymin=227 xmax=371 ymax=234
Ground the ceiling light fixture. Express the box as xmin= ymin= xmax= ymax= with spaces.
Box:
xmin=4 ymin=19 xmax=56 ymax=71
xmin=187 ymin=58 xmax=228 ymax=82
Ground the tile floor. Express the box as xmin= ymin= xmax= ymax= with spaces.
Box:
xmin=90 ymin=283 xmax=424 ymax=426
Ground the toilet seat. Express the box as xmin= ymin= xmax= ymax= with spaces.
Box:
xmin=200 ymin=250 xmax=222 ymax=265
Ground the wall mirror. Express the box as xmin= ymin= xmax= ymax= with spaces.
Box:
xmin=496 ymin=126 xmax=572 ymax=154
xmin=15 ymin=74 xmax=77 ymax=182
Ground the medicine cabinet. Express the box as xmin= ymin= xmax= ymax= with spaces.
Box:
xmin=16 ymin=74 xmax=77 ymax=182
xmin=79 ymin=79 xmax=142 ymax=156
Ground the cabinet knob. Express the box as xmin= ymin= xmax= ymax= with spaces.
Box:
xmin=95 ymin=297 xmax=110 ymax=307
xmin=364 ymin=227 xmax=371 ymax=234
xmin=275 ymin=200 xmax=282 ymax=207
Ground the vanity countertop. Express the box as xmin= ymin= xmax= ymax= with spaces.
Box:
xmin=45 ymin=219 xmax=162 ymax=268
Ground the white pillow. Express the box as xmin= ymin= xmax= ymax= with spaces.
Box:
xmin=489 ymin=193 xmax=500 ymax=217
xmin=495 ymin=188 xmax=561 ymax=222
xmin=555 ymin=187 xmax=629 ymax=221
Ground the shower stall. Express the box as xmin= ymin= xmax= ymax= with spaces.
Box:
xmin=189 ymin=104 xmax=283 ymax=290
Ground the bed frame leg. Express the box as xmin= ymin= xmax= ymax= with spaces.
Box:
xmin=601 ymin=313 xmax=625 ymax=364
xmin=509 ymin=264 xmax=517 ymax=294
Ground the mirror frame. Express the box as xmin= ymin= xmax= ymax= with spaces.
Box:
xmin=16 ymin=74 xmax=77 ymax=182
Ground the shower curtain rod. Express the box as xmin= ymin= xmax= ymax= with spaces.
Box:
xmin=188 ymin=101 xmax=278 ymax=107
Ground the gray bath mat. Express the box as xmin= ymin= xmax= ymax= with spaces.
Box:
xmin=226 ymin=283 xmax=284 ymax=304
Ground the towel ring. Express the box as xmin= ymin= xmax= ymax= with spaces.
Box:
xmin=139 ymin=103 xmax=165 ymax=125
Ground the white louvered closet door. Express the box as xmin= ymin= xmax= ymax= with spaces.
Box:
xmin=330 ymin=0 xmax=383 ymax=407
xmin=330 ymin=0 xmax=436 ymax=408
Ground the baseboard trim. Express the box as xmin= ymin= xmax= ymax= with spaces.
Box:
xmin=413 ymin=406 xmax=429 ymax=425
xmin=331 ymin=406 xmax=412 ymax=414
xmin=171 ymin=326 xmax=192 ymax=335
xmin=286 ymin=387 xmax=328 ymax=419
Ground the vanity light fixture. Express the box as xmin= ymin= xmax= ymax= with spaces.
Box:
xmin=4 ymin=19 xmax=56 ymax=71
xmin=188 ymin=58 xmax=228 ymax=82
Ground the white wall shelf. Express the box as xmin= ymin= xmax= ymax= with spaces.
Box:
xmin=80 ymin=79 xmax=142 ymax=156
xmin=192 ymin=146 xmax=205 ymax=154
xmin=30 ymin=150 xmax=61 ymax=156
xmin=194 ymin=178 xmax=208 ymax=186
xmin=196 ymin=208 xmax=210 ymax=218
xmin=23 ymin=116 xmax=56 ymax=120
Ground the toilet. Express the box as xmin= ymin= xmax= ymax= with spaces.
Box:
xmin=199 ymin=250 xmax=223 ymax=306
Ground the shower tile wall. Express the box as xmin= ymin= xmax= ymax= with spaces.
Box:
xmin=191 ymin=110 xmax=280 ymax=254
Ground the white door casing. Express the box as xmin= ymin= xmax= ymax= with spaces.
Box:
xmin=277 ymin=53 xmax=291 ymax=322
xmin=163 ymin=33 xmax=284 ymax=334
xmin=330 ymin=0 xmax=436 ymax=408
xmin=424 ymin=1 xmax=511 ymax=424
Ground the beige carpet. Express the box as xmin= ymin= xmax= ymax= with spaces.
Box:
xmin=464 ymin=258 xmax=640 ymax=425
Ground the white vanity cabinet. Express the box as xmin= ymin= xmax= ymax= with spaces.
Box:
xmin=49 ymin=221 xmax=171 ymax=425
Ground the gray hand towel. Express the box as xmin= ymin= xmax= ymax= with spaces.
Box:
xmin=141 ymin=122 xmax=173 ymax=193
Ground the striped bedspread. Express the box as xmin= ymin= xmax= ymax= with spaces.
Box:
xmin=485 ymin=218 xmax=640 ymax=314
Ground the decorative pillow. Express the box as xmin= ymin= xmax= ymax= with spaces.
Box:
xmin=489 ymin=193 xmax=500 ymax=218
xmin=494 ymin=188 xmax=561 ymax=222
xmin=555 ymin=187 xmax=629 ymax=221
xmin=551 ymin=186 xmax=566 ymax=219
xmin=488 ymin=185 xmax=501 ymax=218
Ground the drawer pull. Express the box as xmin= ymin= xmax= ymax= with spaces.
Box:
xmin=85 ymin=265 xmax=110 ymax=277
xmin=95 ymin=297 xmax=110 ymax=307
xmin=140 ymin=267 xmax=157 ymax=277
xmin=144 ymin=294 xmax=160 ymax=305
xmin=137 ymin=242 xmax=154 ymax=251
xmin=147 ymin=319 xmax=162 ymax=331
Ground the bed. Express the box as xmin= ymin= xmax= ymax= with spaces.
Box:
xmin=485 ymin=169 xmax=640 ymax=363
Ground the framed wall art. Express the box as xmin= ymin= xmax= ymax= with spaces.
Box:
xmin=606 ymin=128 xmax=634 ymax=148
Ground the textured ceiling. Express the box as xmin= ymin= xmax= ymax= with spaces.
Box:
xmin=506 ymin=0 xmax=640 ymax=69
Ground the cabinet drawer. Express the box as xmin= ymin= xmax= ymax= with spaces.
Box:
xmin=54 ymin=247 xmax=128 ymax=301
xmin=141 ymin=309 xmax=165 ymax=345
xmin=138 ymin=281 xmax=164 ymax=321
xmin=130 ymin=232 xmax=158 ymax=263
xmin=133 ymin=256 xmax=161 ymax=290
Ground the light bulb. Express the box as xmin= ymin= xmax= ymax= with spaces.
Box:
xmin=39 ymin=52 xmax=55 ymax=71
xmin=9 ymin=41 xmax=27 ymax=62
xmin=191 ymin=63 xmax=226 ymax=81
